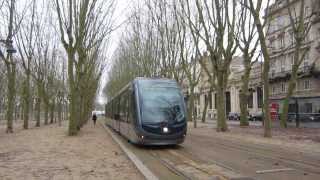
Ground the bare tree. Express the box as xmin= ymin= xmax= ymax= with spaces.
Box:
xmin=0 ymin=0 xmax=17 ymax=133
xmin=15 ymin=0 xmax=37 ymax=129
xmin=146 ymin=0 xmax=184 ymax=82
xmin=280 ymin=0 xmax=314 ymax=128
xmin=236 ymin=0 xmax=260 ymax=127
xmin=173 ymin=1 xmax=201 ymax=127
xmin=181 ymin=0 xmax=239 ymax=132
xmin=55 ymin=0 xmax=115 ymax=135
xmin=248 ymin=0 xmax=272 ymax=137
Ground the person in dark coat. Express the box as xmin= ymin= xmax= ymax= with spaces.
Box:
xmin=92 ymin=113 xmax=97 ymax=126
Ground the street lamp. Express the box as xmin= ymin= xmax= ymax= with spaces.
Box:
xmin=0 ymin=39 xmax=16 ymax=58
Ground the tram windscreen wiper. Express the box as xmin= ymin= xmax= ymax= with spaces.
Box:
xmin=162 ymin=105 xmax=184 ymax=123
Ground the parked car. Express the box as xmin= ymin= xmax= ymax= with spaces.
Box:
xmin=228 ymin=112 xmax=240 ymax=121
xmin=249 ymin=112 xmax=263 ymax=121
xmin=287 ymin=113 xmax=320 ymax=122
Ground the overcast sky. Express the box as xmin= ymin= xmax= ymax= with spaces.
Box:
xmin=97 ymin=0 xmax=136 ymax=104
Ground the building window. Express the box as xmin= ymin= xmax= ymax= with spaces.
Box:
xmin=208 ymin=93 xmax=212 ymax=109
xmin=204 ymin=94 xmax=208 ymax=109
xmin=290 ymin=31 xmax=295 ymax=45
xmin=303 ymin=103 xmax=312 ymax=113
xmin=303 ymin=51 xmax=309 ymax=67
xmin=279 ymin=35 xmax=285 ymax=48
xmin=248 ymin=91 xmax=253 ymax=108
xmin=272 ymin=85 xmax=276 ymax=94
xmin=305 ymin=6 xmax=310 ymax=17
xmin=290 ymin=54 xmax=294 ymax=65
xmin=277 ymin=16 xmax=285 ymax=30
xmin=288 ymin=54 xmax=294 ymax=70
xmin=214 ymin=93 xmax=217 ymax=109
xmin=304 ymin=33 xmax=310 ymax=43
xmin=288 ymin=104 xmax=296 ymax=113
xmin=269 ymin=39 xmax=275 ymax=49
xmin=304 ymin=80 xmax=310 ymax=90
xmin=280 ymin=56 xmax=285 ymax=72
xmin=257 ymin=87 xmax=263 ymax=108
xmin=270 ymin=60 xmax=275 ymax=69
xmin=281 ymin=83 xmax=286 ymax=93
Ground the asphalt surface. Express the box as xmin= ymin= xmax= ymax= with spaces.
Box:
xmin=103 ymin=120 xmax=320 ymax=180
xmin=185 ymin=129 xmax=320 ymax=180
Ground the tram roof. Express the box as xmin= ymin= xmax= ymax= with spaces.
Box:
xmin=106 ymin=77 xmax=178 ymax=105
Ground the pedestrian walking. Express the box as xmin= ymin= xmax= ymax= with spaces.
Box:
xmin=92 ymin=113 xmax=97 ymax=127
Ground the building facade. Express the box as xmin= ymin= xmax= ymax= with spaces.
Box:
xmin=266 ymin=0 xmax=320 ymax=114
xmin=196 ymin=56 xmax=263 ymax=120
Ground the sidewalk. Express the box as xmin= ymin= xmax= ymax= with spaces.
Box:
xmin=0 ymin=119 xmax=143 ymax=180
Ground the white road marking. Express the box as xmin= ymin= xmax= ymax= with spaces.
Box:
xmin=256 ymin=168 xmax=295 ymax=174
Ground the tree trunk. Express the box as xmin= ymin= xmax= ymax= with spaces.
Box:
xmin=35 ymin=82 xmax=42 ymax=127
xmin=280 ymin=43 xmax=301 ymax=128
xmin=295 ymin=98 xmax=300 ymax=128
xmin=216 ymin=73 xmax=228 ymax=132
xmin=50 ymin=99 xmax=55 ymax=124
xmin=201 ymin=95 xmax=209 ymax=123
xmin=69 ymin=90 xmax=78 ymax=135
xmin=280 ymin=73 xmax=297 ymax=128
xmin=22 ymin=72 xmax=30 ymax=129
xmin=250 ymin=1 xmax=272 ymax=137
xmin=188 ymin=88 xmax=196 ymax=128
xmin=44 ymin=99 xmax=49 ymax=125
xmin=35 ymin=97 xmax=41 ymax=127
xmin=58 ymin=99 xmax=62 ymax=126
xmin=68 ymin=52 xmax=78 ymax=136
xmin=6 ymin=63 xmax=16 ymax=133
xmin=239 ymin=66 xmax=250 ymax=127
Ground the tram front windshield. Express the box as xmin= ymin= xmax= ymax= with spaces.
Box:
xmin=139 ymin=81 xmax=186 ymax=124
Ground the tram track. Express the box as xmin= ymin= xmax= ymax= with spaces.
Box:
xmin=144 ymin=147 xmax=235 ymax=180
xmin=102 ymin=122 xmax=238 ymax=180
xmin=187 ymin=133 xmax=320 ymax=175
xmin=101 ymin=120 xmax=320 ymax=179
xmin=149 ymin=151 xmax=194 ymax=180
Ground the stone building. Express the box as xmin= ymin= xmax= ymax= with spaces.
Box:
xmin=266 ymin=0 xmax=320 ymax=114
xmin=196 ymin=56 xmax=263 ymax=120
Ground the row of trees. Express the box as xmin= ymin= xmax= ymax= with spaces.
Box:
xmin=0 ymin=0 xmax=68 ymax=132
xmin=105 ymin=0 xmax=317 ymax=137
xmin=0 ymin=0 xmax=113 ymax=135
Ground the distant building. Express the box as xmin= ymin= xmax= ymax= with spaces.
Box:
xmin=196 ymin=55 xmax=263 ymax=120
xmin=266 ymin=0 xmax=320 ymax=114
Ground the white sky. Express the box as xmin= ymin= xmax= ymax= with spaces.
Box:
xmin=96 ymin=0 xmax=136 ymax=104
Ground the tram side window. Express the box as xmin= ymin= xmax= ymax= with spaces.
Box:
xmin=110 ymin=101 xmax=114 ymax=119
xmin=120 ymin=93 xmax=127 ymax=122
xmin=131 ymin=91 xmax=138 ymax=125
xmin=114 ymin=97 xmax=120 ymax=121
xmin=109 ymin=102 xmax=113 ymax=118
xmin=126 ymin=90 xmax=130 ymax=123
xmin=106 ymin=103 xmax=111 ymax=118
xmin=127 ymin=92 xmax=132 ymax=123
xmin=109 ymin=103 xmax=112 ymax=118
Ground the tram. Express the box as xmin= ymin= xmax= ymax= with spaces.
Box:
xmin=105 ymin=78 xmax=187 ymax=145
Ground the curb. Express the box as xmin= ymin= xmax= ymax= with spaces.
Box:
xmin=100 ymin=121 xmax=159 ymax=180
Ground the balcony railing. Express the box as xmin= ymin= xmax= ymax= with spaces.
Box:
xmin=269 ymin=65 xmax=313 ymax=81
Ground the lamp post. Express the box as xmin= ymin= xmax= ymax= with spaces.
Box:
xmin=0 ymin=39 xmax=17 ymax=59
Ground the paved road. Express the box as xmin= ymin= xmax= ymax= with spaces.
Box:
xmin=104 ymin=122 xmax=320 ymax=180
xmin=184 ymin=128 xmax=320 ymax=180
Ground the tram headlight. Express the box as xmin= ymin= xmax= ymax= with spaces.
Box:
xmin=163 ymin=127 xmax=169 ymax=133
